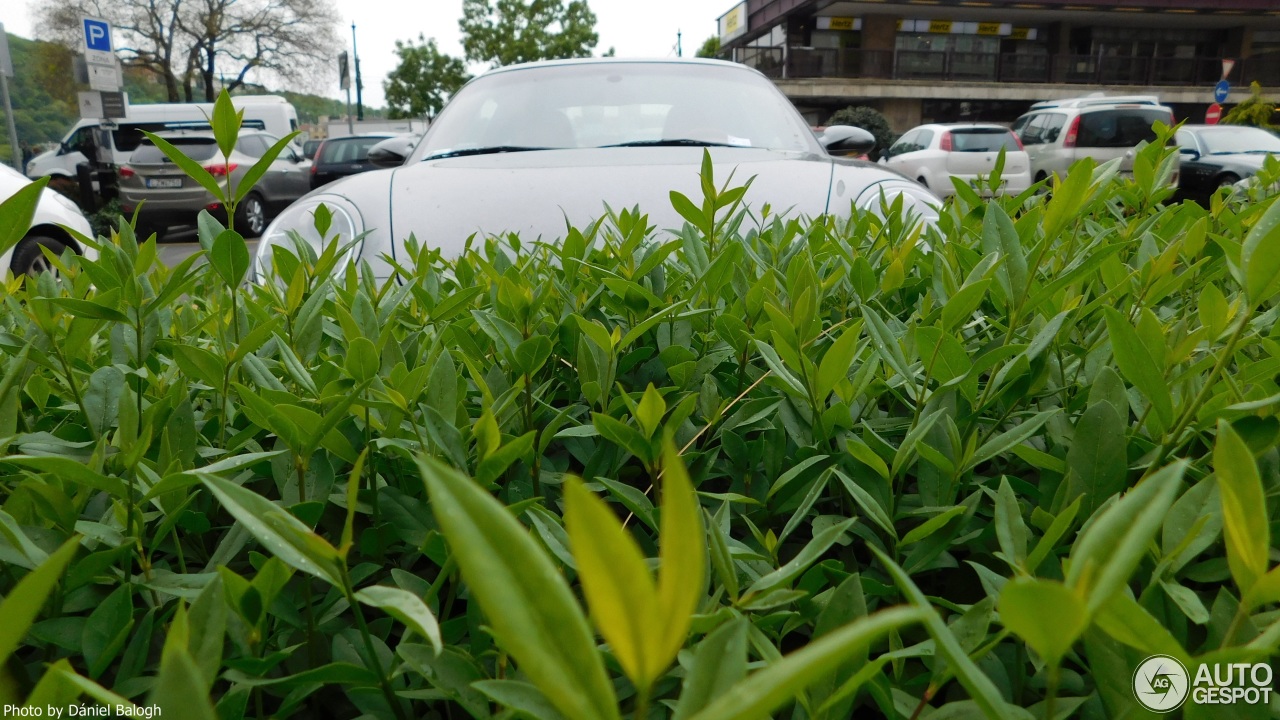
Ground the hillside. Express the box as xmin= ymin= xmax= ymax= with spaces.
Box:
xmin=0 ymin=32 xmax=383 ymax=161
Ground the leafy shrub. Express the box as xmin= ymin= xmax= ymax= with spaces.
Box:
xmin=1222 ymin=81 xmax=1279 ymax=130
xmin=826 ymin=105 xmax=897 ymax=160
xmin=1 ymin=96 xmax=1280 ymax=720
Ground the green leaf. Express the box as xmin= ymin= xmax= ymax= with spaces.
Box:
xmin=998 ymin=578 xmax=1087 ymax=666
xmin=941 ymin=279 xmax=991 ymax=332
xmin=686 ymin=606 xmax=925 ymax=720
xmin=4 ymin=455 xmax=129 ymax=498
xmin=1241 ymin=194 xmax=1280 ymax=305
xmin=1102 ymin=307 xmax=1173 ymax=428
xmin=212 ymin=89 xmax=242 ymax=158
xmin=418 ymin=457 xmax=620 ymax=720
xmin=743 ymin=517 xmax=856 ymax=598
xmin=981 ymin=203 xmax=1028 ymax=302
xmin=1026 ymin=496 xmax=1081 ymax=575
xmin=861 ymin=306 xmax=912 ymax=381
xmin=173 ymin=344 xmax=228 ymax=387
xmin=1066 ymin=461 xmax=1185 ymax=613
xmin=564 ymin=475 xmax=659 ymax=689
xmin=817 ymin=324 xmax=860 ymax=400
xmin=148 ymin=623 xmax=218 ymax=720
xmin=1066 ymin=401 xmax=1127 ymax=515
xmin=673 ymin=617 xmax=748 ymax=720
xmin=655 ymin=439 xmax=706 ymax=671
xmin=966 ymin=409 xmax=1058 ymax=473
xmin=345 ymin=337 xmax=380 ymax=383
xmin=1214 ymin=420 xmax=1269 ymax=596
xmin=994 ymin=476 xmax=1028 ymax=570
xmin=355 ymin=585 xmax=443 ymax=655
xmin=82 ymin=584 xmax=134 ymax=678
xmin=900 ymin=505 xmax=965 ymax=546
xmin=473 ymin=680 xmax=567 ymax=720
xmin=1093 ymin=593 xmax=1189 ymax=662
xmin=84 ymin=365 xmax=125 ymax=438
xmin=0 ymin=176 xmax=49 ymax=257
xmin=754 ymin=339 xmax=807 ymax=398
xmin=873 ymin=549 xmax=1020 ymax=720
xmin=199 ymin=473 xmax=344 ymax=587
xmin=636 ymin=383 xmax=666 ymax=439
xmin=0 ymin=536 xmax=79 ymax=665
xmin=210 ymin=229 xmax=250 ymax=287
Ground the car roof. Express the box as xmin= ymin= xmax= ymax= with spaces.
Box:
xmin=322 ymin=134 xmax=396 ymax=141
xmin=913 ymin=123 xmax=1012 ymax=130
xmin=479 ymin=56 xmax=750 ymax=78
xmin=148 ymin=128 xmax=274 ymax=140
xmin=1029 ymin=95 xmax=1166 ymax=110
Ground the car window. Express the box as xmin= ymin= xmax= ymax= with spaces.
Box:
xmin=1195 ymin=126 xmax=1280 ymax=154
xmin=418 ymin=62 xmax=819 ymax=159
xmin=131 ymin=137 xmax=220 ymax=163
xmin=888 ymin=130 xmax=918 ymax=157
xmin=915 ymin=130 xmax=934 ymax=150
xmin=320 ymin=137 xmax=388 ymax=164
xmin=1040 ymin=114 xmax=1066 ymax=144
xmin=1011 ymin=115 xmax=1030 ymax=135
xmin=1175 ymin=129 xmax=1196 ymax=151
xmin=112 ymin=123 xmax=171 ymax=153
xmin=1075 ymin=109 xmax=1171 ymax=148
xmin=1020 ymin=115 xmax=1048 ymax=145
xmin=951 ymin=128 xmax=1021 ymax=152
xmin=236 ymin=136 xmax=269 ymax=158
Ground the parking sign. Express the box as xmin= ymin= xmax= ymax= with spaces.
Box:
xmin=82 ymin=17 xmax=116 ymax=66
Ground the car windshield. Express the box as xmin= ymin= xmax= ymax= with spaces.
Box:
xmin=416 ymin=62 xmax=819 ymax=161
xmin=131 ymin=137 xmax=219 ymax=163
xmin=1076 ymin=109 xmax=1171 ymax=148
xmin=319 ymin=137 xmax=389 ymax=164
xmin=950 ymin=128 xmax=1021 ymax=152
xmin=1197 ymin=127 xmax=1280 ymax=154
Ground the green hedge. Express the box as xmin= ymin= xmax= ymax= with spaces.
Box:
xmin=2 ymin=103 xmax=1280 ymax=720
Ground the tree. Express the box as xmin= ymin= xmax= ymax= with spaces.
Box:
xmin=459 ymin=0 xmax=599 ymax=68
xmin=695 ymin=35 xmax=721 ymax=59
xmin=33 ymin=0 xmax=339 ymax=102
xmin=827 ymin=106 xmax=898 ymax=160
xmin=1222 ymin=81 xmax=1279 ymax=130
xmin=384 ymin=36 xmax=470 ymax=120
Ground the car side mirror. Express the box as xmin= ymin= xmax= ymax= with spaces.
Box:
xmin=369 ymin=136 xmax=419 ymax=168
xmin=820 ymin=125 xmax=876 ymax=157
xmin=1179 ymin=147 xmax=1200 ymax=161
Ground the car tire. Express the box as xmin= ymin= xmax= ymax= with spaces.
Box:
xmin=1217 ymin=173 xmax=1240 ymax=190
xmin=917 ymin=176 xmax=929 ymax=189
xmin=10 ymin=234 xmax=70 ymax=277
xmin=235 ymin=193 xmax=268 ymax=238
xmin=137 ymin=224 xmax=168 ymax=243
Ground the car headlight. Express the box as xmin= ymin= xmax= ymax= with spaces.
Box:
xmin=854 ymin=180 xmax=942 ymax=232
xmin=255 ymin=195 xmax=364 ymax=281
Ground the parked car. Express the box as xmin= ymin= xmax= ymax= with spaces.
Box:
xmin=302 ymin=139 xmax=323 ymax=161
xmin=0 ymin=164 xmax=95 ymax=277
xmin=118 ymin=129 xmax=311 ymax=238
xmin=254 ymin=58 xmax=941 ymax=280
xmin=1012 ymin=95 xmax=1179 ymax=185
xmin=881 ymin=123 xmax=1031 ymax=197
xmin=310 ymin=134 xmax=407 ymax=189
xmin=1174 ymin=124 xmax=1280 ymax=204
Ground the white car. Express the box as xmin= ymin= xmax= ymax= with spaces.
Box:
xmin=881 ymin=123 xmax=1032 ymax=198
xmin=0 ymin=164 xmax=96 ymax=277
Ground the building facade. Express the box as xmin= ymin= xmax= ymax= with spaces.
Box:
xmin=716 ymin=0 xmax=1280 ymax=131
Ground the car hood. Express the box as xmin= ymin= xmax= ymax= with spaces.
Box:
xmin=1202 ymin=152 xmax=1273 ymax=169
xmin=378 ymin=147 xmax=839 ymax=260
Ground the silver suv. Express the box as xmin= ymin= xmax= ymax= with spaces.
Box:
xmin=118 ymin=129 xmax=311 ymax=239
xmin=1012 ymin=95 xmax=1179 ymax=185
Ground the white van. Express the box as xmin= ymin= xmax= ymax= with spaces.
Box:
xmin=26 ymin=95 xmax=300 ymax=180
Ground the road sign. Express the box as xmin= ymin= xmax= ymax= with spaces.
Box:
xmin=78 ymin=91 xmax=104 ymax=119
xmin=88 ymin=63 xmax=122 ymax=91
xmin=1205 ymin=103 xmax=1222 ymax=125
xmin=1214 ymin=80 xmax=1230 ymax=104
xmin=338 ymin=51 xmax=350 ymax=91
xmin=100 ymin=91 xmax=127 ymax=119
xmin=1222 ymin=58 xmax=1236 ymax=81
xmin=82 ymin=17 xmax=115 ymax=66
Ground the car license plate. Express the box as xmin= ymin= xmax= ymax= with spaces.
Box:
xmin=145 ymin=177 xmax=182 ymax=189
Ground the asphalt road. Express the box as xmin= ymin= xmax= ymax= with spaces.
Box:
xmin=155 ymin=226 xmax=259 ymax=268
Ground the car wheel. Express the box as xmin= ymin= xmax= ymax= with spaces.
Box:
xmin=235 ymin=193 xmax=268 ymax=238
xmin=137 ymin=224 xmax=168 ymax=243
xmin=1217 ymin=173 xmax=1240 ymax=190
xmin=917 ymin=176 xmax=929 ymax=189
xmin=10 ymin=235 xmax=70 ymax=277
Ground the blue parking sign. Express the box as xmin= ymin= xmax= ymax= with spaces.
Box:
xmin=1214 ymin=80 xmax=1230 ymax=104
xmin=83 ymin=18 xmax=111 ymax=53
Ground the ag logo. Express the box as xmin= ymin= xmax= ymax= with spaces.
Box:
xmin=1133 ymin=654 xmax=1190 ymax=712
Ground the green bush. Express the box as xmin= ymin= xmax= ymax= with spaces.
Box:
xmin=2 ymin=97 xmax=1280 ymax=720
xmin=826 ymin=105 xmax=897 ymax=160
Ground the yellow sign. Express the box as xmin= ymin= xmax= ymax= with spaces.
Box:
xmin=928 ymin=20 xmax=953 ymax=33
xmin=828 ymin=17 xmax=856 ymax=30
xmin=977 ymin=22 xmax=1003 ymax=35
xmin=1010 ymin=27 xmax=1031 ymax=40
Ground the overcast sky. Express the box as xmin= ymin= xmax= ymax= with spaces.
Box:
xmin=7 ymin=0 xmax=734 ymax=107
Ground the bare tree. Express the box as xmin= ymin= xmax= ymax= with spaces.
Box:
xmin=31 ymin=0 xmax=339 ymax=102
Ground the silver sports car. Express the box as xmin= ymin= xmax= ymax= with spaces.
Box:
xmin=253 ymin=58 xmax=939 ymax=279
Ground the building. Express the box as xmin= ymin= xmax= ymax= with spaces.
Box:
xmin=716 ymin=0 xmax=1280 ymax=131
